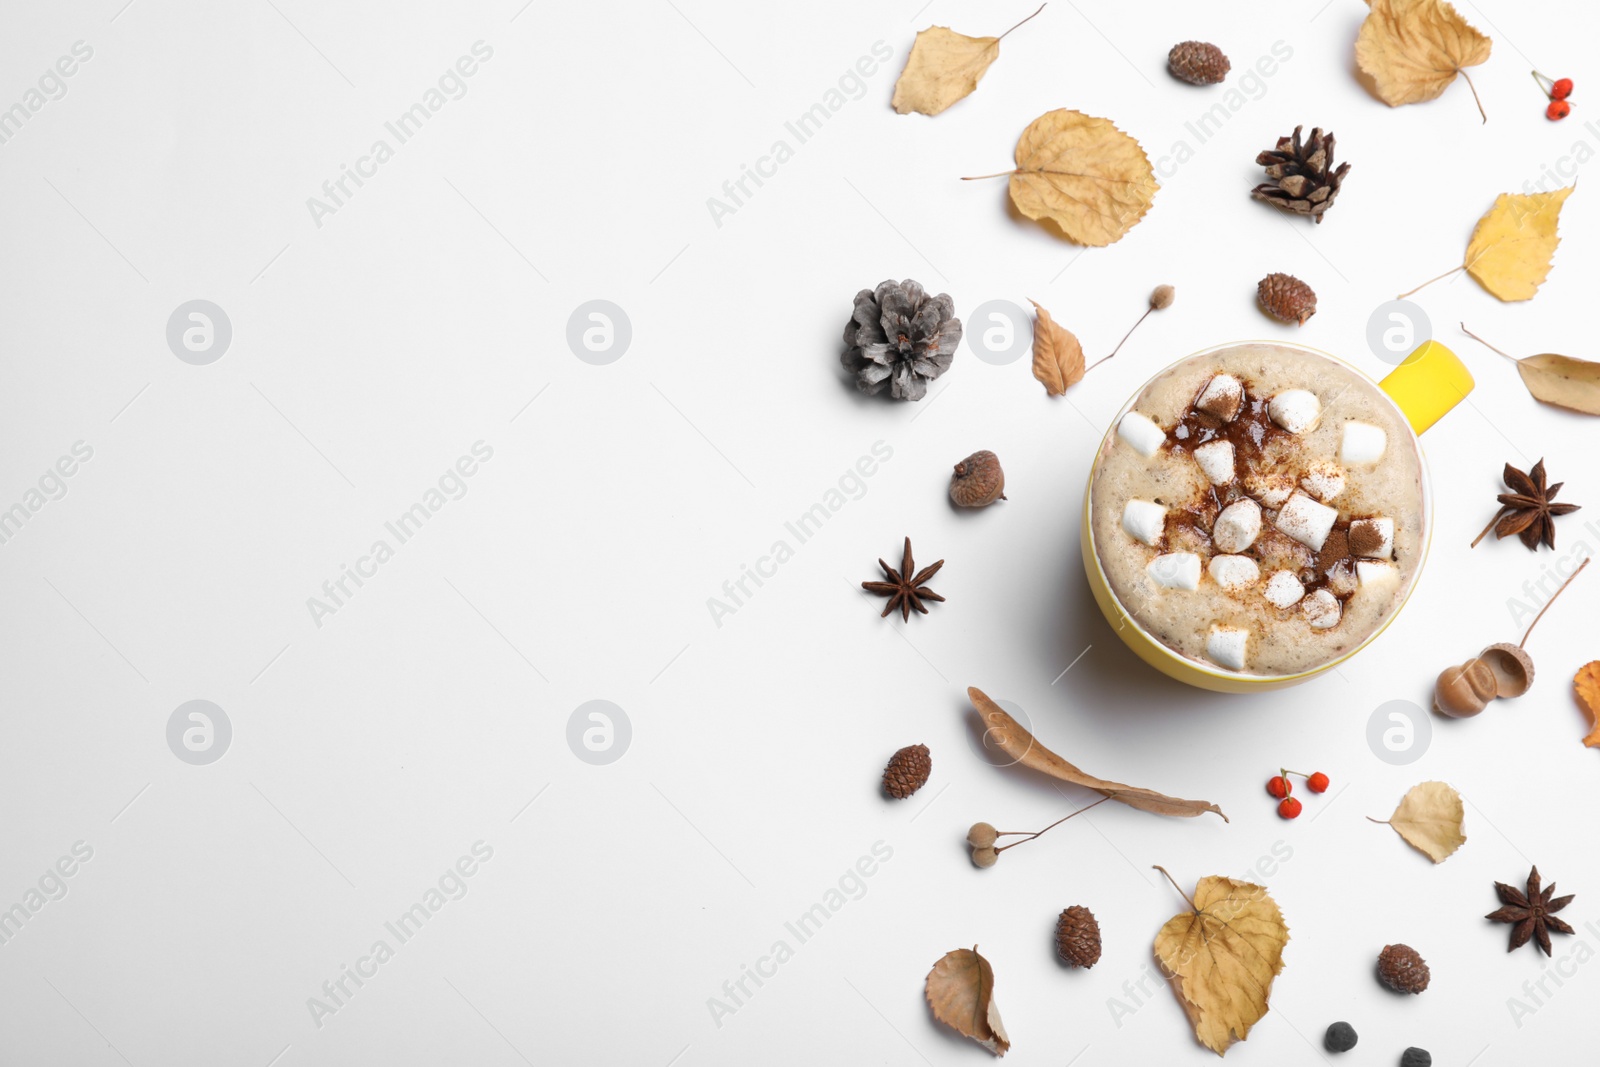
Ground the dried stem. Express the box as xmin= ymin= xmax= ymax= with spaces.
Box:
xmin=1520 ymin=557 xmax=1589 ymax=648
xmin=1152 ymin=865 xmax=1199 ymax=914
xmin=1365 ymin=816 xmax=1391 ymax=825
xmin=960 ymin=171 xmax=1015 ymax=181
xmin=1471 ymin=506 xmax=1512 ymax=548
xmin=1459 ymin=67 xmax=1487 ymax=124
xmin=1087 ymin=306 xmax=1155 ymax=372
xmin=997 ymin=3 xmax=1047 ymax=41
xmin=1397 ymin=265 xmax=1464 ymax=299
xmin=995 ymin=795 xmax=1110 ymax=852
xmin=1459 ymin=323 xmax=1519 ymax=363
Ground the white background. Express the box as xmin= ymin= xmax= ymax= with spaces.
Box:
xmin=1 ymin=0 xmax=1597 ymax=1064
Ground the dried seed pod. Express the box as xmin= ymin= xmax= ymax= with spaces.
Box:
xmin=950 ymin=450 xmax=1006 ymax=507
xmin=1150 ymin=284 xmax=1175 ymax=310
xmin=1055 ymin=906 xmax=1102 ymax=968
xmin=1377 ymin=943 xmax=1430 ymax=994
xmin=1479 ymin=642 xmax=1534 ymax=697
xmin=1258 ymin=273 xmax=1317 ymax=325
xmin=971 ymin=846 xmax=999 ymax=868
xmin=1168 ymin=41 xmax=1230 ymax=85
xmin=882 ymin=743 xmax=931 ymax=799
xmin=967 ymin=822 xmax=998 ymax=849
xmin=1434 ymin=658 xmax=1498 ymax=717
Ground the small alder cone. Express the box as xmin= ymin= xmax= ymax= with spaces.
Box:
xmin=882 ymin=744 xmax=931 ymax=799
xmin=1055 ymin=906 xmax=1102 ymax=968
xmin=950 ymin=450 xmax=1006 ymax=507
xmin=1253 ymin=126 xmax=1350 ymax=223
xmin=1258 ymin=273 xmax=1318 ymax=325
xmin=1168 ymin=41 xmax=1230 ymax=85
xmin=1376 ymin=943 xmax=1430 ymax=994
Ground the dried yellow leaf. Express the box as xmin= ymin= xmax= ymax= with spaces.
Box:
xmin=925 ymin=946 xmax=1010 ymax=1056
xmin=1005 ymin=110 xmax=1158 ymax=246
xmin=1374 ymin=781 xmax=1466 ymax=863
xmin=1461 ymin=323 xmax=1600 ymax=415
xmin=1152 ymin=869 xmax=1288 ymax=1056
xmin=1465 ymin=188 xmax=1574 ymax=301
xmin=1356 ymin=0 xmax=1491 ymax=118
xmin=891 ymin=6 xmax=1045 ymax=117
xmin=1575 ymin=661 xmax=1600 ymax=747
xmin=1028 ymin=299 xmax=1083 ymax=395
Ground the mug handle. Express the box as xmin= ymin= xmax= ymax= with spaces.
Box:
xmin=1378 ymin=340 xmax=1475 ymax=435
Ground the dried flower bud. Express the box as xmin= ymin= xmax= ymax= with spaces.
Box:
xmin=1151 ymin=284 xmax=1175 ymax=310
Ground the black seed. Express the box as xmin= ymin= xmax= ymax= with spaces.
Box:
xmin=1323 ymin=1021 xmax=1358 ymax=1053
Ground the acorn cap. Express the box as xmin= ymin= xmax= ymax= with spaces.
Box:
xmin=1479 ymin=642 xmax=1534 ymax=698
xmin=1434 ymin=658 xmax=1497 ymax=717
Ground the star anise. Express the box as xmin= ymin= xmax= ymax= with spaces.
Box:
xmin=861 ymin=537 xmax=945 ymax=622
xmin=1485 ymin=865 xmax=1575 ymax=955
xmin=1471 ymin=459 xmax=1580 ymax=551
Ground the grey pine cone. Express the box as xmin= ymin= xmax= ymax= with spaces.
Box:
xmin=842 ymin=279 xmax=962 ymax=401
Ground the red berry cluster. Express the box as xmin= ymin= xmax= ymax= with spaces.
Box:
xmin=1265 ymin=769 xmax=1329 ymax=819
xmin=1533 ymin=70 xmax=1575 ymax=120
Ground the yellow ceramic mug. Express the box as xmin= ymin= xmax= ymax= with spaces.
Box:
xmin=1080 ymin=339 xmax=1474 ymax=692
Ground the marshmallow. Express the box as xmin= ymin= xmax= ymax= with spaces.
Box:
xmin=1117 ymin=412 xmax=1167 ymax=457
xmin=1213 ymin=499 xmax=1263 ymax=554
xmin=1275 ymin=491 xmax=1338 ymax=551
xmin=1194 ymin=374 xmax=1245 ymax=422
xmin=1348 ymin=517 xmax=1394 ymax=559
xmin=1206 ymin=626 xmax=1249 ymax=671
xmin=1300 ymin=462 xmax=1346 ymax=503
xmin=1193 ymin=440 xmax=1236 ymax=485
xmin=1341 ymin=421 xmax=1388 ymax=466
xmin=1303 ymin=588 xmax=1341 ymax=629
xmin=1209 ymin=554 xmax=1261 ymax=590
xmin=1356 ymin=559 xmax=1401 ymax=590
xmin=1245 ymin=472 xmax=1296 ymax=507
xmin=1264 ymin=570 xmax=1305 ymax=608
xmin=1122 ymin=499 xmax=1167 ymax=546
xmin=1268 ymin=389 xmax=1322 ymax=434
xmin=1148 ymin=552 xmax=1202 ymax=590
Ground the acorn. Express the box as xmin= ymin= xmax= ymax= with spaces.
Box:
xmin=950 ymin=450 xmax=1006 ymax=507
xmin=1433 ymin=657 xmax=1498 ymax=717
xmin=1479 ymin=642 xmax=1534 ymax=697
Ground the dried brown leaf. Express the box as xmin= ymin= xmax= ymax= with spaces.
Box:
xmin=891 ymin=6 xmax=1044 ymax=116
xmin=1575 ymin=661 xmax=1600 ymax=747
xmin=968 ymin=687 xmax=1226 ymax=820
xmin=1028 ymin=299 xmax=1084 ymax=395
xmin=1356 ymin=0 xmax=1491 ymax=116
xmin=1005 ymin=110 xmax=1158 ymax=246
xmin=925 ymin=946 xmax=1010 ymax=1056
xmin=1513 ymin=354 xmax=1600 ymax=415
xmin=1373 ymin=781 xmax=1466 ymax=862
xmin=1153 ymin=871 xmax=1288 ymax=1055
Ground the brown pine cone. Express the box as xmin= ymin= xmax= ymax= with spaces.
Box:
xmin=882 ymin=744 xmax=931 ymax=799
xmin=1252 ymin=126 xmax=1351 ymax=223
xmin=1055 ymin=906 xmax=1102 ymax=968
xmin=1377 ymin=944 xmax=1430 ymax=994
xmin=1258 ymin=273 xmax=1317 ymax=326
xmin=1168 ymin=41 xmax=1230 ymax=85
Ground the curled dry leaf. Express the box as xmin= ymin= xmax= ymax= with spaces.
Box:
xmin=1371 ymin=781 xmax=1466 ymax=863
xmin=968 ymin=688 xmax=1226 ymax=820
xmin=1152 ymin=867 xmax=1289 ymax=1056
xmin=891 ymin=4 xmax=1045 ymax=117
xmin=966 ymin=110 xmax=1157 ymax=246
xmin=1462 ymin=323 xmax=1600 ymax=415
xmin=1356 ymin=0 xmax=1491 ymax=121
xmin=925 ymin=946 xmax=1010 ymax=1056
xmin=1575 ymin=662 xmax=1600 ymax=748
xmin=1029 ymin=299 xmax=1084 ymax=395
xmin=1400 ymin=188 xmax=1574 ymax=302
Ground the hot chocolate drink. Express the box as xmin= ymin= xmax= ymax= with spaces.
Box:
xmin=1088 ymin=343 xmax=1424 ymax=677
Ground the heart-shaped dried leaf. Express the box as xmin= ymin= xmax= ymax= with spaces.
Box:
xmin=926 ymin=946 xmax=1010 ymax=1056
xmin=1465 ymin=188 xmax=1574 ymax=301
xmin=891 ymin=6 xmax=1045 ymax=116
xmin=1575 ymin=661 xmax=1600 ymax=747
xmin=1356 ymin=0 xmax=1491 ymax=118
xmin=1029 ymin=299 xmax=1084 ymax=395
xmin=1153 ymin=870 xmax=1289 ymax=1055
xmin=1005 ymin=110 xmax=1158 ymax=246
xmin=1374 ymin=781 xmax=1466 ymax=862
xmin=968 ymin=688 xmax=1226 ymax=819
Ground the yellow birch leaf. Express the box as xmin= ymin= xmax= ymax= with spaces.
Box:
xmin=1028 ymin=299 xmax=1084 ymax=395
xmin=892 ymin=6 xmax=1045 ymax=117
xmin=1356 ymin=0 xmax=1491 ymax=116
xmin=1152 ymin=870 xmax=1289 ymax=1056
xmin=925 ymin=946 xmax=1011 ymax=1056
xmin=1375 ymin=781 xmax=1466 ymax=862
xmin=1464 ymin=187 xmax=1574 ymax=301
xmin=1005 ymin=110 xmax=1158 ymax=246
